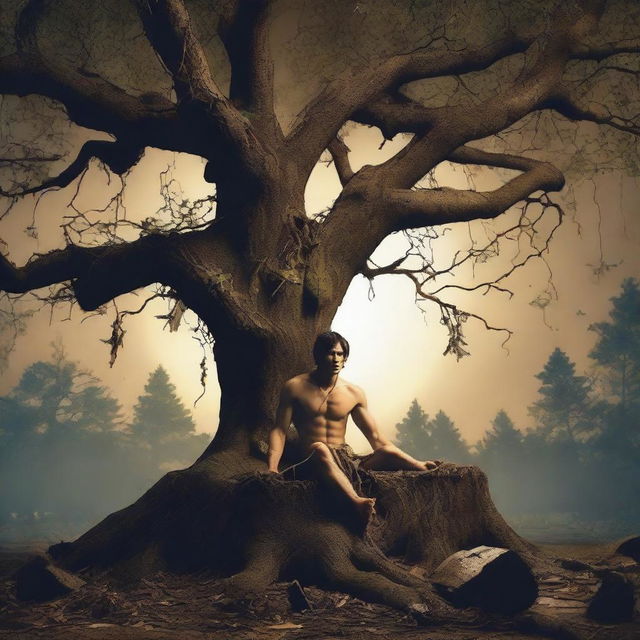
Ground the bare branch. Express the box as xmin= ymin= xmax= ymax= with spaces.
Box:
xmin=286 ymin=29 xmax=536 ymax=175
xmin=0 ymin=52 xmax=178 ymax=135
xmin=218 ymin=0 xmax=278 ymax=130
xmin=386 ymin=147 xmax=564 ymax=230
xmin=361 ymin=262 xmax=513 ymax=360
xmin=0 ymin=154 xmax=61 ymax=163
xmin=571 ymin=41 xmax=640 ymax=61
xmin=550 ymin=89 xmax=640 ymax=135
xmin=1 ymin=0 xmax=212 ymax=166
xmin=0 ymin=140 xmax=143 ymax=198
xmin=0 ymin=233 xmax=178 ymax=311
xmin=134 ymin=0 xmax=267 ymax=167
xmin=133 ymin=0 xmax=221 ymax=105
xmin=327 ymin=137 xmax=354 ymax=186
xmin=352 ymin=93 xmax=435 ymax=140
xmin=360 ymin=192 xmax=563 ymax=359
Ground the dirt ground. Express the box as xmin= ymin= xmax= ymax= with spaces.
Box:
xmin=0 ymin=541 xmax=638 ymax=640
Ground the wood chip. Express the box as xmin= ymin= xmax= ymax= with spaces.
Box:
xmin=267 ymin=622 xmax=303 ymax=629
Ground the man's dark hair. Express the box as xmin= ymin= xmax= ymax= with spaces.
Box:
xmin=312 ymin=331 xmax=350 ymax=365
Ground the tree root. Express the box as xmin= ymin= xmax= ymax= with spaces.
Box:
xmin=48 ymin=457 xmax=544 ymax=622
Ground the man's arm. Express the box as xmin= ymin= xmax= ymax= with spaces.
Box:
xmin=267 ymin=382 xmax=294 ymax=472
xmin=351 ymin=386 xmax=391 ymax=451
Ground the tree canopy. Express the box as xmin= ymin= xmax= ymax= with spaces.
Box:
xmin=1 ymin=0 xmax=639 ymax=361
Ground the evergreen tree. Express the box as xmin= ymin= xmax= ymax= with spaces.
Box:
xmin=429 ymin=410 xmax=469 ymax=462
xmin=129 ymin=366 xmax=208 ymax=473
xmin=476 ymin=410 xmax=526 ymax=514
xmin=586 ymin=279 xmax=640 ymax=518
xmin=130 ymin=366 xmax=196 ymax=443
xmin=529 ymin=348 xmax=592 ymax=442
xmin=477 ymin=410 xmax=523 ymax=462
xmin=589 ymin=278 xmax=640 ymax=411
xmin=394 ymin=399 xmax=431 ymax=459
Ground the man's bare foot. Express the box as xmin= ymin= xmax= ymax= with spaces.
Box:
xmin=424 ymin=459 xmax=442 ymax=470
xmin=354 ymin=497 xmax=376 ymax=527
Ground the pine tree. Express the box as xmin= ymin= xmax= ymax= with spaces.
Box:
xmin=476 ymin=410 xmax=526 ymax=514
xmin=129 ymin=366 xmax=208 ymax=476
xmin=429 ymin=410 xmax=469 ymax=462
xmin=589 ymin=278 xmax=640 ymax=411
xmin=130 ymin=366 xmax=196 ymax=443
xmin=478 ymin=410 xmax=523 ymax=460
xmin=529 ymin=348 xmax=592 ymax=442
xmin=587 ymin=279 xmax=640 ymax=516
xmin=394 ymin=399 xmax=431 ymax=459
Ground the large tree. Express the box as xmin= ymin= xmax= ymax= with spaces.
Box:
xmin=1 ymin=0 xmax=639 ymax=617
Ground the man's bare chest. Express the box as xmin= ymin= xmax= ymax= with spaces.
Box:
xmin=293 ymin=387 xmax=357 ymax=422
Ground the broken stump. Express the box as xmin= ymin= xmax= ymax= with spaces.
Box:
xmin=14 ymin=554 xmax=85 ymax=601
xmin=430 ymin=545 xmax=538 ymax=614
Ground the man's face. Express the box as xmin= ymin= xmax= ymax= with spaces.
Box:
xmin=320 ymin=342 xmax=346 ymax=375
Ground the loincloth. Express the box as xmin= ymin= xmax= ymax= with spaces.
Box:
xmin=282 ymin=443 xmax=372 ymax=484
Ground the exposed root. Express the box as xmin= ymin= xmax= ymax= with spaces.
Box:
xmin=49 ymin=456 xmax=544 ymax=619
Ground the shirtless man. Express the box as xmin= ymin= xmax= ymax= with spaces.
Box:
xmin=267 ymin=331 xmax=439 ymax=523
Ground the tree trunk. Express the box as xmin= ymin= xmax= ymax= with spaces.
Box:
xmin=48 ymin=319 xmax=538 ymax=615
xmin=46 ymin=188 xmax=538 ymax=615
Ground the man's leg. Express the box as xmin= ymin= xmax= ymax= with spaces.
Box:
xmin=360 ymin=443 xmax=440 ymax=471
xmin=309 ymin=442 xmax=376 ymax=524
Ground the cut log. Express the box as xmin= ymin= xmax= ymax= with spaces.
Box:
xmin=587 ymin=571 xmax=635 ymax=623
xmin=430 ymin=545 xmax=538 ymax=614
xmin=14 ymin=554 xmax=85 ymax=601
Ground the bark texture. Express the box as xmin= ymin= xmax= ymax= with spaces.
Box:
xmin=49 ymin=453 xmax=535 ymax=615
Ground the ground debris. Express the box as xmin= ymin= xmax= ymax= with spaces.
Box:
xmin=1 ymin=544 xmax=639 ymax=640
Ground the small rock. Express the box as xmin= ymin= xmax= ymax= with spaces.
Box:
xmin=14 ymin=554 xmax=85 ymax=601
xmin=616 ymin=536 xmax=640 ymax=563
xmin=587 ymin=571 xmax=635 ymax=623
xmin=560 ymin=558 xmax=592 ymax=572
xmin=408 ymin=602 xmax=430 ymax=625
xmin=431 ymin=545 xmax=538 ymax=614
